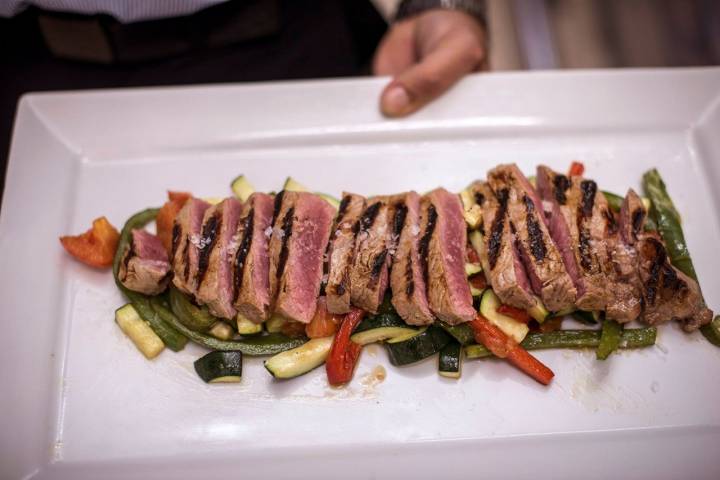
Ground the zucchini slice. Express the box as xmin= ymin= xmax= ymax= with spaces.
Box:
xmin=317 ymin=193 xmax=341 ymax=210
xmin=283 ymin=177 xmax=309 ymax=192
xmin=527 ymin=298 xmax=550 ymax=323
xmin=264 ymin=337 xmax=333 ymax=379
xmin=203 ymin=197 xmax=223 ymax=205
xmin=439 ymin=342 xmax=462 ymax=378
xmin=265 ymin=314 xmax=287 ymax=333
xmin=237 ymin=314 xmax=263 ymax=335
xmin=231 ymin=174 xmax=255 ymax=202
xmin=115 ymin=304 xmax=165 ymax=359
xmin=209 ymin=321 xmax=234 ymax=340
xmin=479 ymin=289 xmax=529 ymax=343
xmin=351 ymin=313 xmax=417 ymax=345
xmin=438 ymin=321 xmax=475 ymax=346
xmin=465 ymin=262 xmax=482 ymax=276
xmin=385 ymin=325 xmax=451 ymax=366
xmin=468 ymin=230 xmax=484 ymax=259
xmin=459 ymin=187 xmax=483 ymax=229
xmin=194 ymin=351 xmax=243 ymax=383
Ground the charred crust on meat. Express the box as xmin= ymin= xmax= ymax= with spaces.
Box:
xmin=523 ymin=195 xmax=547 ymax=261
xmin=405 ymin=258 xmax=415 ymax=296
xmin=578 ymin=228 xmax=593 ymax=271
xmin=603 ymin=208 xmax=618 ymax=235
xmin=171 ymin=223 xmax=181 ymax=257
xmin=276 ymin=207 xmax=294 ymax=281
xmin=182 ymin=238 xmax=190 ymax=282
xmin=336 ymin=195 xmax=351 ymax=224
xmin=369 ymin=249 xmax=388 ymax=285
xmin=197 ymin=213 xmax=221 ymax=285
xmin=359 ymin=202 xmax=381 ymax=233
xmin=419 ymin=204 xmax=438 ymax=287
xmin=474 ymin=192 xmax=485 ymax=206
xmin=232 ymin=208 xmax=255 ymax=302
xmin=641 ymin=237 xmax=689 ymax=306
xmin=335 ymin=281 xmax=346 ymax=296
xmin=392 ymin=203 xmax=408 ymax=240
xmin=272 ymin=190 xmax=285 ymax=225
xmin=632 ymin=208 xmax=646 ymax=235
xmin=553 ymin=174 xmax=571 ymax=205
xmin=488 ymin=188 xmax=509 ymax=270
xmin=580 ymin=180 xmax=597 ymax=218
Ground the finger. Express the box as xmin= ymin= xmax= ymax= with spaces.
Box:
xmin=380 ymin=32 xmax=485 ymax=117
xmin=372 ymin=23 xmax=416 ymax=76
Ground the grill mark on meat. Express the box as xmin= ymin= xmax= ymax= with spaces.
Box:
xmin=419 ymin=204 xmax=438 ymax=287
xmin=603 ymin=208 xmax=618 ymax=235
xmin=578 ymin=227 xmax=593 ymax=271
xmin=580 ymin=180 xmax=597 ymax=218
xmin=369 ymin=249 xmax=389 ymax=285
xmin=182 ymin=237 xmax=190 ymax=282
xmin=335 ymin=281 xmax=345 ymax=296
xmin=474 ymin=192 xmax=485 ymax=206
xmin=553 ymin=174 xmax=571 ymax=205
xmin=272 ymin=190 xmax=285 ymax=225
xmin=523 ymin=195 xmax=547 ymax=261
xmin=196 ymin=213 xmax=220 ymax=284
xmin=393 ymin=204 xmax=408 ymax=239
xmin=632 ymin=208 xmax=645 ymax=235
xmin=336 ymin=195 xmax=351 ymax=224
xmin=359 ymin=201 xmax=381 ymax=233
xmin=232 ymin=208 xmax=255 ymax=302
xmin=488 ymin=188 xmax=509 ymax=269
xmin=171 ymin=223 xmax=181 ymax=257
xmin=276 ymin=207 xmax=294 ymax=281
xmin=405 ymin=258 xmax=415 ymax=296
xmin=644 ymin=238 xmax=666 ymax=306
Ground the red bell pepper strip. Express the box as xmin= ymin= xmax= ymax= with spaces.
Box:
xmin=568 ymin=161 xmax=585 ymax=177
xmin=326 ymin=308 xmax=365 ymax=386
xmin=60 ymin=216 xmax=120 ymax=268
xmin=497 ymin=304 xmax=532 ymax=324
xmin=470 ymin=314 xmax=555 ymax=385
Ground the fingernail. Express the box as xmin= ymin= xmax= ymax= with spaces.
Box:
xmin=383 ymin=85 xmax=410 ymax=115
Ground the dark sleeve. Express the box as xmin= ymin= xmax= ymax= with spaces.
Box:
xmin=394 ymin=0 xmax=487 ymax=26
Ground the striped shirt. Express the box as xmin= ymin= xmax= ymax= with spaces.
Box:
xmin=0 ymin=0 xmax=229 ymax=23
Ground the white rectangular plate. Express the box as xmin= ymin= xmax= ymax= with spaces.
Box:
xmin=2 ymin=68 xmax=720 ymax=480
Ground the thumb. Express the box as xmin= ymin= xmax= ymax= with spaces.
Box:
xmin=379 ymin=33 xmax=484 ymax=117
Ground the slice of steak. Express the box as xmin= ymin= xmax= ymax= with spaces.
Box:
xmin=267 ymin=190 xmax=300 ymax=305
xmin=272 ymin=192 xmax=335 ymax=323
xmin=536 ymin=165 xmax=617 ymax=312
xmin=349 ymin=196 xmax=398 ymax=313
xmin=233 ymin=192 xmax=275 ymax=323
xmin=422 ymin=188 xmax=475 ymax=325
xmin=171 ymin=198 xmax=211 ymax=296
xmin=637 ymin=234 xmax=713 ymax=332
xmin=390 ymin=191 xmax=435 ymax=325
xmin=618 ymin=188 xmax=647 ymax=246
xmin=119 ymin=229 xmax=172 ymax=295
xmin=326 ymin=192 xmax=366 ymax=314
xmin=196 ymin=198 xmax=243 ymax=319
xmin=488 ymin=164 xmax=576 ymax=311
xmin=470 ymin=181 xmax=536 ymax=309
xmin=604 ymin=189 xmax=644 ymax=322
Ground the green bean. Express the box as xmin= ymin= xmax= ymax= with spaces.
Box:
xmin=151 ymin=297 xmax=306 ymax=355
xmin=465 ymin=328 xmax=657 ymax=359
xmin=642 ymin=169 xmax=696 ymax=280
xmin=602 ymin=191 xmax=624 ymax=212
xmin=112 ymin=207 xmax=188 ymax=351
xmin=596 ymin=319 xmax=623 ymax=360
xmin=700 ymin=316 xmax=720 ymax=347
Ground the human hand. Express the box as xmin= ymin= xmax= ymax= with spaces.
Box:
xmin=373 ymin=9 xmax=487 ymax=117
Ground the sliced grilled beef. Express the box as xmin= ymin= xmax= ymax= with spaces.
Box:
xmin=390 ymin=191 xmax=435 ymax=325
xmin=350 ymin=196 xmax=398 ymax=313
xmin=232 ymin=192 xmax=274 ymax=323
xmin=267 ymin=190 xmax=299 ymax=306
xmin=171 ymin=198 xmax=211 ymax=296
xmin=271 ymin=192 xmax=335 ymax=323
xmin=637 ymin=234 xmax=713 ymax=331
xmin=422 ymin=188 xmax=475 ymax=325
xmin=326 ymin=192 xmax=366 ymax=314
xmin=618 ymin=188 xmax=647 ymax=246
xmin=470 ymin=181 xmax=536 ymax=309
xmin=119 ymin=229 xmax=171 ymax=295
xmin=488 ymin=164 xmax=577 ymax=311
xmin=536 ymin=165 xmax=618 ymax=312
xmin=195 ymin=198 xmax=243 ymax=319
